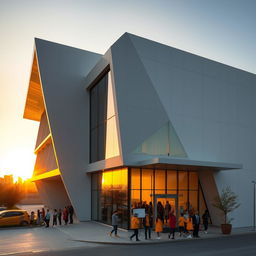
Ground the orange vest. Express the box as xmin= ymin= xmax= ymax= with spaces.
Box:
xmin=130 ymin=216 xmax=139 ymax=229
xmin=178 ymin=216 xmax=185 ymax=227
xmin=155 ymin=219 xmax=163 ymax=232
xmin=186 ymin=218 xmax=193 ymax=231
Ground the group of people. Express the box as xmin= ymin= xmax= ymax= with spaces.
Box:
xmin=30 ymin=205 xmax=74 ymax=228
xmin=110 ymin=200 xmax=210 ymax=241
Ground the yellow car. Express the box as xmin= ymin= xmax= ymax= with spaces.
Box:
xmin=0 ymin=210 xmax=30 ymax=227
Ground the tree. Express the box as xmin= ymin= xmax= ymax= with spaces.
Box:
xmin=0 ymin=183 xmax=25 ymax=208
xmin=212 ymin=186 xmax=240 ymax=224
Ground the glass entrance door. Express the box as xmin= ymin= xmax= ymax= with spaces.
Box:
xmin=154 ymin=194 xmax=178 ymax=227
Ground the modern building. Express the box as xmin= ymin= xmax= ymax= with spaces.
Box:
xmin=24 ymin=33 xmax=256 ymax=229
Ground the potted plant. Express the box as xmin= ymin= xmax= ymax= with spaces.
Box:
xmin=212 ymin=186 xmax=240 ymax=234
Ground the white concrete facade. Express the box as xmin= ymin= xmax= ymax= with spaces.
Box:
xmin=24 ymin=33 xmax=256 ymax=228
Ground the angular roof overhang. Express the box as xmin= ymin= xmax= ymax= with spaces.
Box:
xmin=23 ymin=50 xmax=45 ymax=121
xmin=132 ymin=157 xmax=242 ymax=171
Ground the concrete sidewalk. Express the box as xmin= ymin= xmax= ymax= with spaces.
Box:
xmin=0 ymin=222 xmax=255 ymax=255
xmin=55 ymin=221 xmax=256 ymax=245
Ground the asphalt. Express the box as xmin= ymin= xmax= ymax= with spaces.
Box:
xmin=0 ymin=221 xmax=255 ymax=255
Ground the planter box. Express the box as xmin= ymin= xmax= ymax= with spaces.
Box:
xmin=221 ymin=224 xmax=232 ymax=234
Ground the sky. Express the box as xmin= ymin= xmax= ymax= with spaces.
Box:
xmin=0 ymin=0 xmax=255 ymax=180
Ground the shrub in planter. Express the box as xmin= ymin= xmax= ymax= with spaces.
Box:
xmin=212 ymin=186 xmax=240 ymax=234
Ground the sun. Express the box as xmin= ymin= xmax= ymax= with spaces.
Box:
xmin=0 ymin=148 xmax=36 ymax=182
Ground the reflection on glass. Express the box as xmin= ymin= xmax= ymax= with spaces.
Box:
xmin=90 ymin=71 xmax=120 ymax=162
xmin=105 ymin=116 xmax=119 ymax=159
xmin=92 ymin=168 xmax=128 ymax=228
xmin=93 ymin=168 xmax=205 ymax=229
xmin=90 ymin=74 xmax=108 ymax=162
xmin=169 ymin=122 xmax=187 ymax=157
xmin=106 ymin=72 xmax=115 ymax=119
xmin=133 ymin=123 xmax=169 ymax=155
xmin=105 ymin=72 xmax=120 ymax=159
xmin=131 ymin=168 xmax=140 ymax=189
xmin=133 ymin=122 xmax=187 ymax=157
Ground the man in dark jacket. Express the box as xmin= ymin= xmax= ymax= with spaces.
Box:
xmin=143 ymin=212 xmax=153 ymax=239
xmin=192 ymin=211 xmax=200 ymax=238
xmin=68 ymin=205 xmax=74 ymax=224
xmin=110 ymin=211 xmax=119 ymax=237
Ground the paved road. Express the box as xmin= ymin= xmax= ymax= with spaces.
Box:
xmin=6 ymin=233 xmax=256 ymax=256
xmin=0 ymin=226 xmax=99 ymax=255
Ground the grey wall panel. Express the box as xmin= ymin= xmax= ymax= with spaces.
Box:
xmin=199 ymin=170 xmax=223 ymax=225
xmin=35 ymin=177 xmax=71 ymax=210
xmin=35 ymin=111 xmax=50 ymax=149
xmin=110 ymin=34 xmax=169 ymax=158
xmin=35 ymin=38 xmax=101 ymax=221
xmin=128 ymin=33 xmax=256 ymax=227
xmin=34 ymin=142 xmax=58 ymax=176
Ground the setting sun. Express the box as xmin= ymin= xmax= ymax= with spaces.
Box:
xmin=0 ymin=148 xmax=36 ymax=182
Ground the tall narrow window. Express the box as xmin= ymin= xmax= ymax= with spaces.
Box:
xmin=90 ymin=71 xmax=120 ymax=163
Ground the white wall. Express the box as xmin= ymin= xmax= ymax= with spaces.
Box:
xmin=127 ymin=33 xmax=256 ymax=227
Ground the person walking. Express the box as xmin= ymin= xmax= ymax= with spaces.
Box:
xmin=37 ymin=209 xmax=41 ymax=225
xmin=143 ymin=212 xmax=152 ymax=239
xmin=168 ymin=211 xmax=176 ymax=239
xmin=202 ymin=210 xmax=209 ymax=234
xmin=30 ymin=211 xmax=35 ymax=225
xmin=192 ymin=211 xmax=200 ymax=238
xmin=58 ymin=209 xmax=62 ymax=225
xmin=178 ymin=213 xmax=186 ymax=237
xmin=63 ymin=207 xmax=68 ymax=225
xmin=52 ymin=209 xmax=58 ymax=227
xmin=42 ymin=208 xmax=45 ymax=220
xmin=109 ymin=211 xmax=119 ymax=237
xmin=69 ymin=205 xmax=74 ymax=224
xmin=44 ymin=209 xmax=51 ymax=228
xmin=183 ymin=210 xmax=189 ymax=234
xmin=164 ymin=201 xmax=171 ymax=224
xmin=155 ymin=215 xmax=163 ymax=239
xmin=157 ymin=201 xmax=164 ymax=222
xmin=130 ymin=213 xmax=140 ymax=241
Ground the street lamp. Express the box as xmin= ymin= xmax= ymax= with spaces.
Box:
xmin=252 ymin=181 xmax=256 ymax=231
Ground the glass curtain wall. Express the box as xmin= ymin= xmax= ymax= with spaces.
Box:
xmin=90 ymin=71 xmax=119 ymax=163
xmin=91 ymin=168 xmax=128 ymax=229
xmin=130 ymin=168 xmax=201 ymax=217
xmin=92 ymin=167 xmax=209 ymax=229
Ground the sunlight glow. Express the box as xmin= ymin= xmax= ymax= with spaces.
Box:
xmin=0 ymin=148 xmax=36 ymax=182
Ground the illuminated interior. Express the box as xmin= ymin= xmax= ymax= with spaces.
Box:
xmin=92 ymin=167 xmax=209 ymax=229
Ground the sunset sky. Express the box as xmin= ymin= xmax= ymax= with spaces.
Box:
xmin=0 ymin=0 xmax=255 ymax=181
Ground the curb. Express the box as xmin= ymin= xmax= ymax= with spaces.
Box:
xmin=70 ymin=231 xmax=256 ymax=245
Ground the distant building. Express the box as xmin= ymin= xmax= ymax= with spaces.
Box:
xmin=4 ymin=175 xmax=13 ymax=185
xmin=24 ymin=33 xmax=256 ymax=228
